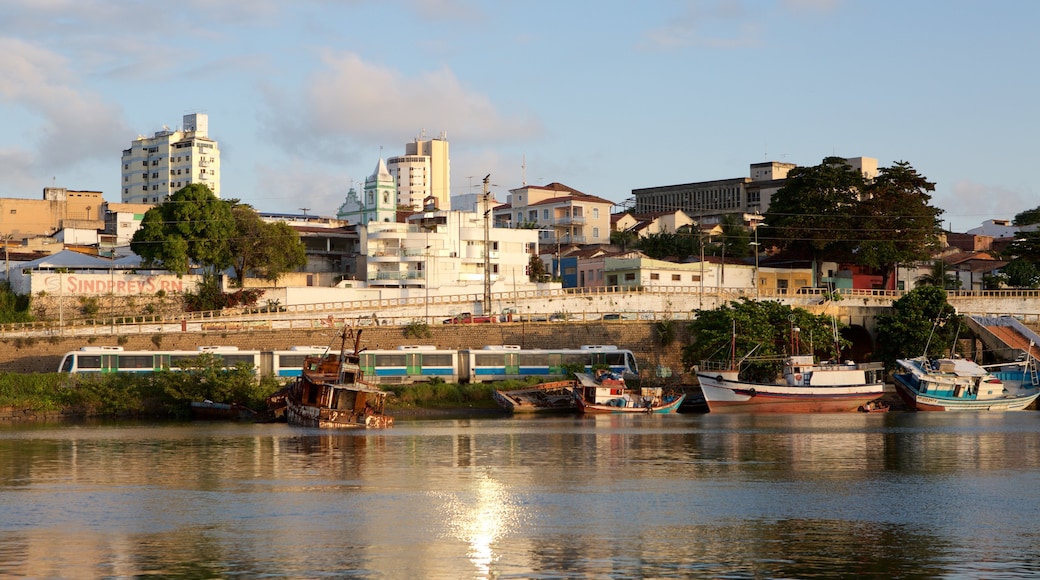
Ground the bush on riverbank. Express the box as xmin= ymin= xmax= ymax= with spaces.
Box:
xmin=0 ymin=369 xmax=555 ymax=419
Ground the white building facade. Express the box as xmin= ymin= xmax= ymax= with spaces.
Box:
xmin=120 ymin=113 xmax=220 ymax=204
xmin=361 ymin=209 xmax=539 ymax=294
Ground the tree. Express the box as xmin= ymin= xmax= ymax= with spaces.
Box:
xmin=636 ymin=226 xmax=700 ymax=260
xmin=873 ymin=286 xmax=960 ymax=368
xmin=610 ymin=228 xmax=638 ymax=251
xmin=130 ymin=184 xmax=235 ymax=275
xmin=1014 ymin=206 xmax=1040 ymax=226
xmin=855 ymin=162 xmax=943 ymax=289
xmin=765 ymin=158 xmax=943 ymax=288
xmin=1004 ymin=228 xmax=1040 ymax=264
xmin=528 ymin=254 xmax=547 ymax=282
xmin=915 ymin=260 xmax=961 ymax=290
xmin=996 ymin=258 xmax=1040 ymax=289
xmin=707 ymin=214 xmax=752 ymax=260
xmin=681 ymin=299 xmax=848 ymax=382
xmin=763 ymin=157 xmax=866 ymax=267
xmin=228 ymin=204 xmax=307 ymax=286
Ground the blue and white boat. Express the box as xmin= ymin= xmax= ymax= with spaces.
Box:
xmin=893 ymin=356 xmax=1040 ymax=411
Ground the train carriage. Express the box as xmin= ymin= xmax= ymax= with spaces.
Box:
xmin=460 ymin=345 xmax=639 ymax=383
xmin=359 ymin=345 xmax=460 ymax=385
xmin=58 ymin=346 xmax=262 ymax=374
xmin=58 ymin=344 xmax=638 ymax=386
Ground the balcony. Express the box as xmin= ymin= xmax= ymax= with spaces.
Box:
xmin=371 ymin=271 xmax=425 ymax=281
xmin=554 ymin=215 xmax=586 ymax=225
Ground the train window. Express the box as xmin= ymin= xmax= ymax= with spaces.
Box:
xmin=563 ymin=354 xmax=586 ymax=366
xmin=77 ymin=356 xmax=102 ymax=369
xmin=422 ymin=354 xmax=453 ymax=366
xmin=376 ymin=354 xmax=407 ymax=367
xmin=60 ymin=357 xmax=73 ymax=372
xmin=604 ymin=353 xmax=624 ymax=366
xmin=279 ymin=355 xmax=309 ymax=368
xmin=118 ymin=355 xmax=155 ymax=369
xmin=474 ymin=354 xmax=504 ymax=366
xmin=221 ymin=355 xmax=255 ymax=367
xmin=517 ymin=353 xmax=543 ymax=366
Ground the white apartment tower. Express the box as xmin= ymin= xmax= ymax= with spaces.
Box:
xmin=120 ymin=113 xmax=221 ymax=204
xmin=387 ymin=132 xmax=451 ymax=211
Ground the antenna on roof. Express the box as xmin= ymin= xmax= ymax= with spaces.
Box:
xmin=521 ymin=154 xmax=527 ymax=186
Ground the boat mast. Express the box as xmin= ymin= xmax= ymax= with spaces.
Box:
xmin=730 ymin=319 xmax=737 ymax=371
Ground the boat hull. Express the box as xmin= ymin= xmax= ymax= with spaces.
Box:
xmin=492 ymin=381 xmax=576 ymax=413
xmin=285 ymin=397 xmax=393 ymax=428
xmin=697 ymin=374 xmax=884 ymax=414
xmin=576 ymin=393 xmax=685 ymax=414
xmin=893 ymin=375 xmax=1040 ymax=412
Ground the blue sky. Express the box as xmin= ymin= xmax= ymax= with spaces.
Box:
xmin=0 ymin=0 xmax=1036 ymax=232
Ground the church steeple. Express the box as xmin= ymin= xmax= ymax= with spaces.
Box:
xmin=363 ymin=158 xmax=398 ymax=223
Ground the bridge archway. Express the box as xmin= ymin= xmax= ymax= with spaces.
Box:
xmin=840 ymin=324 xmax=875 ymax=362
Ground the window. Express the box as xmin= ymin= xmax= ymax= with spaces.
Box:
xmin=624 ymin=273 xmax=636 ymax=281
xmin=650 ymin=273 xmax=659 ymax=280
xmin=672 ymin=274 xmax=681 ymax=281
xmin=542 ymin=209 xmax=549 ymax=220
xmin=593 ymin=227 xmax=599 ymax=238
xmin=593 ymin=208 xmax=599 ymax=218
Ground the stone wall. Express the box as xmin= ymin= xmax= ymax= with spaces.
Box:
xmin=3 ymin=321 xmax=693 ymax=384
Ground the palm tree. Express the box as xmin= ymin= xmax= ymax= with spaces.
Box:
xmin=915 ymin=260 xmax=961 ymax=290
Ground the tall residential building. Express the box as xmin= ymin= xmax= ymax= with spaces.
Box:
xmin=120 ymin=113 xmax=220 ymax=204
xmin=387 ymin=132 xmax=451 ymax=211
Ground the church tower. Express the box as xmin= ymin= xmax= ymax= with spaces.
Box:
xmin=363 ymin=158 xmax=398 ymax=224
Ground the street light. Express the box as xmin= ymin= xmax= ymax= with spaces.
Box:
xmin=753 ymin=222 xmax=768 ymax=298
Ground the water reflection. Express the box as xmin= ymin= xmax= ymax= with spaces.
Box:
xmin=2 ymin=414 xmax=1040 ymax=577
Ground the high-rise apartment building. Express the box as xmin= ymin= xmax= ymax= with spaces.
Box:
xmin=387 ymin=132 xmax=451 ymax=211
xmin=120 ymin=113 xmax=220 ymax=204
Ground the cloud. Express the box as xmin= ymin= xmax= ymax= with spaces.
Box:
xmin=939 ymin=180 xmax=1034 ymax=230
xmin=250 ymin=160 xmax=353 ymax=218
xmin=642 ymin=0 xmax=762 ymax=50
xmin=781 ymin=0 xmax=841 ymax=13
xmin=0 ymin=38 xmax=129 ymax=188
xmin=261 ymin=51 xmax=542 ymax=163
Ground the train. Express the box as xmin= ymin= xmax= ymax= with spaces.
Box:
xmin=57 ymin=344 xmax=640 ymax=385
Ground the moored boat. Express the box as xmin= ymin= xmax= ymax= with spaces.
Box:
xmin=492 ymin=380 xmax=577 ymax=413
xmin=695 ymin=355 xmax=887 ymax=414
xmin=190 ymin=400 xmax=257 ymax=420
xmin=892 ymin=356 xmax=1040 ymax=411
xmin=284 ymin=328 xmax=393 ymax=429
xmin=858 ymin=400 xmax=890 ymax=413
xmin=572 ymin=371 xmax=685 ymax=414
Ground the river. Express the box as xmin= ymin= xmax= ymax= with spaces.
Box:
xmin=3 ymin=412 xmax=1040 ymax=579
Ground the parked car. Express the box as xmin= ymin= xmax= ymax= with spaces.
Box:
xmin=602 ymin=313 xmax=622 ymax=321
xmin=443 ymin=313 xmax=494 ymax=324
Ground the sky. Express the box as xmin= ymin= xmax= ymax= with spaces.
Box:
xmin=0 ymin=0 xmax=1037 ymax=232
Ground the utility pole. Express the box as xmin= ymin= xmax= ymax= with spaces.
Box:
xmin=482 ymin=174 xmax=492 ymax=314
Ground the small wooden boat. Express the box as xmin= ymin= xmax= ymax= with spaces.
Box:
xmin=190 ymin=400 xmax=257 ymax=420
xmin=492 ymin=380 xmax=577 ymax=413
xmin=572 ymin=371 xmax=685 ymax=414
xmin=858 ymin=400 xmax=890 ymax=413
xmin=284 ymin=328 xmax=393 ymax=429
